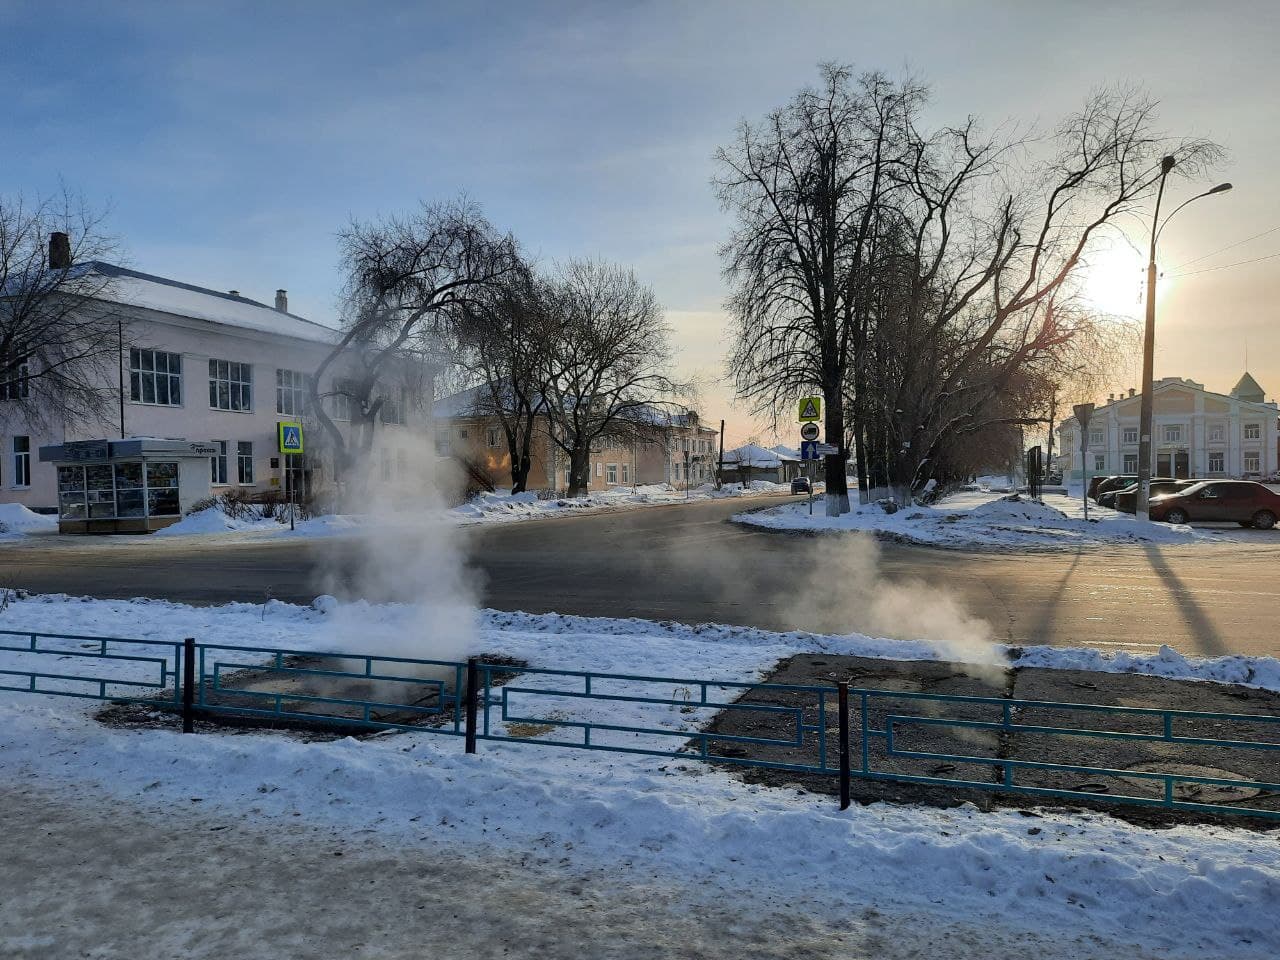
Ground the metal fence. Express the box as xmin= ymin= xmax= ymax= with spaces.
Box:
xmin=2 ymin=628 xmax=1279 ymax=821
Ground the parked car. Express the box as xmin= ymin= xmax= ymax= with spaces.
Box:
xmin=790 ymin=477 xmax=811 ymax=495
xmin=1148 ymin=481 xmax=1280 ymax=528
xmin=1092 ymin=475 xmax=1138 ymax=502
xmin=1109 ymin=479 xmax=1197 ymax=514
xmin=1086 ymin=475 xmax=1113 ymax=501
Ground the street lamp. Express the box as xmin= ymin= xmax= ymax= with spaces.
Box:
xmin=1135 ymin=157 xmax=1232 ymax=523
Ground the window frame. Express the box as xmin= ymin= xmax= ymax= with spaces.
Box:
xmin=1208 ymin=452 xmax=1225 ymax=473
xmin=275 ymin=368 xmax=309 ymax=417
xmin=129 ymin=348 xmax=184 ymax=407
xmin=211 ymin=440 xmax=229 ymax=486
xmin=12 ymin=435 xmax=31 ymax=487
xmin=1162 ymin=424 xmax=1183 ymax=444
xmin=1244 ymin=423 xmax=1261 ymax=440
xmin=236 ymin=441 xmax=254 ymax=485
xmin=0 ymin=360 xmax=30 ymax=401
xmin=208 ymin=359 xmax=253 ymax=412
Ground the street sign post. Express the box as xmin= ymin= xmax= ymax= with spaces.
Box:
xmin=277 ymin=422 xmax=304 ymax=531
xmin=798 ymin=396 xmax=822 ymax=422
xmin=1073 ymin=403 xmax=1095 ymax=520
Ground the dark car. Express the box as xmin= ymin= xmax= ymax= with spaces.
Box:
xmin=1148 ymin=481 xmax=1280 ymax=529
xmin=790 ymin=477 xmax=811 ymax=495
xmin=1109 ymin=479 xmax=1196 ymax=514
xmin=1091 ymin=475 xmax=1138 ymax=503
xmin=1086 ymin=475 xmax=1113 ymax=501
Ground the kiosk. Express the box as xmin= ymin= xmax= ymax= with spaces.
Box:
xmin=39 ymin=438 xmax=219 ymax=534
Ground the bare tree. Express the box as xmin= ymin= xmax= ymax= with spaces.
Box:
xmin=308 ymin=199 xmax=519 ymax=496
xmin=540 ymin=259 xmax=676 ymax=498
xmin=0 ymin=193 xmax=122 ymax=430
xmin=456 ymin=265 xmax=553 ymax=494
xmin=715 ymin=65 xmax=923 ymax=515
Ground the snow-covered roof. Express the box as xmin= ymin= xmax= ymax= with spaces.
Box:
xmin=722 ymin=443 xmax=794 ymax=468
xmin=84 ymin=262 xmax=340 ymax=345
xmin=770 ymin=444 xmax=801 ymax=460
xmin=433 ymin=383 xmax=493 ymax=418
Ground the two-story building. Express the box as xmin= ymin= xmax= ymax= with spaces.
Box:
xmin=1 ymin=257 xmax=416 ymax=530
xmin=1056 ymin=374 xmax=1278 ymax=482
xmin=433 ymin=384 xmax=718 ymax=493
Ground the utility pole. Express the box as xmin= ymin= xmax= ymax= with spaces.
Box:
xmin=117 ymin=318 xmax=126 ymax=439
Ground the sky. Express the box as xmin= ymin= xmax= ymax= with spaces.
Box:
xmin=2 ymin=1 xmax=1278 ymax=446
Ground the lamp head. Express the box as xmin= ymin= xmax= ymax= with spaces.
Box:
xmin=1208 ymin=182 xmax=1233 ymax=194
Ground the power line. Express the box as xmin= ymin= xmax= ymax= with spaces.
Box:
xmin=1171 ymin=223 xmax=1280 ymax=270
xmin=1169 ymin=249 xmax=1280 ymax=278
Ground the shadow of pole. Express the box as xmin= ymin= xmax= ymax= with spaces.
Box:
xmin=1142 ymin=544 xmax=1227 ymax=657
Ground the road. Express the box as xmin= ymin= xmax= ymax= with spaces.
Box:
xmin=2 ymin=495 xmax=1278 ymax=659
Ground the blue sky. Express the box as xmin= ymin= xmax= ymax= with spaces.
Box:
xmin=3 ymin=1 xmax=1277 ymax=443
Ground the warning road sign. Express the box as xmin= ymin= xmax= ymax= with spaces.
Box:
xmin=800 ymin=422 xmax=820 ymax=442
xmin=798 ymin=396 xmax=821 ymax=422
xmin=278 ymin=421 xmax=304 ymax=455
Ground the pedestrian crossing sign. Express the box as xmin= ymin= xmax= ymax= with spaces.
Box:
xmin=278 ymin=422 xmax=304 ymax=454
xmin=798 ymin=396 xmax=821 ymax=422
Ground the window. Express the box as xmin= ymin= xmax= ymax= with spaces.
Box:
xmin=458 ymin=427 xmax=469 ymax=440
xmin=1123 ymin=453 xmax=1138 ymax=473
xmin=595 ymin=462 xmax=602 ymax=477
xmin=0 ymin=360 xmax=30 ymax=401
xmin=329 ymin=380 xmax=355 ymax=421
xmin=1208 ymin=423 xmax=1225 ymax=442
xmin=115 ymin=462 xmax=144 ymax=518
xmin=130 ymin=349 xmax=183 ymax=406
xmin=12 ymin=436 xmax=30 ymax=487
xmin=1093 ymin=454 xmax=1105 ymax=472
xmin=276 ymin=369 xmax=309 ymax=416
xmin=379 ymin=388 xmax=406 ymax=425
xmin=434 ymin=427 xmax=451 ymax=454
xmin=211 ymin=440 xmax=228 ymax=485
xmin=1208 ymin=452 xmax=1225 ymax=473
xmin=1244 ymin=453 xmax=1261 ymax=473
xmin=209 ymin=359 xmax=252 ymax=411
xmin=1122 ymin=428 xmax=1138 ymax=444
xmin=487 ymin=426 xmax=501 ymax=448
xmin=1162 ymin=424 xmax=1182 ymax=443
xmin=621 ymin=462 xmax=630 ymax=484
xmin=1244 ymin=423 xmax=1261 ymax=440
xmin=1089 ymin=429 xmax=1103 ymax=446
xmin=237 ymin=442 xmax=254 ymax=485
xmin=606 ymin=463 xmax=618 ymax=484
xmin=146 ymin=462 xmax=180 ymax=516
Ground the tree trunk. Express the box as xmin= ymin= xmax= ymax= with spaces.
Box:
xmin=822 ymin=385 xmax=850 ymax=515
xmin=566 ymin=445 xmax=591 ymax=498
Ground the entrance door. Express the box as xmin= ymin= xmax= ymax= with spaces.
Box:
xmin=1174 ymin=451 xmax=1190 ymax=479
xmin=1156 ymin=453 xmax=1173 ymax=477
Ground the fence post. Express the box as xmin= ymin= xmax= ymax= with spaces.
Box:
xmin=465 ymin=657 xmax=479 ymax=754
xmin=182 ymin=637 xmax=196 ymax=734
xmin=838 ymin=681 xmax=850 ymax=810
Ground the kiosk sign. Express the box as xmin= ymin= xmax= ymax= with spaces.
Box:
xmin=278 ymin=422 xmax=304 ymax=455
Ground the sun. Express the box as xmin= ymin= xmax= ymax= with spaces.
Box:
xmin=1078 ymin=240 xmax=1146 ymax=319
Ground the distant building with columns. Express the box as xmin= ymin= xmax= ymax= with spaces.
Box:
xmin=1057 ymin=374 xmax=1278 ymax=481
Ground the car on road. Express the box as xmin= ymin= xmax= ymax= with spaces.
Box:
xmin=1092 ymin=475 xmax=1138 ymax=502
xmin=1148 ymin=480 xmax=1280 ymax=528
xmin=790 ymin=477 xmax=811 ymax=494
xmin=1108 ymin=479 xmax=1197 ymax=513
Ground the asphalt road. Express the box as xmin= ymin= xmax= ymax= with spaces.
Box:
xmin=2 ymin=495 xmax=1278 ymax=659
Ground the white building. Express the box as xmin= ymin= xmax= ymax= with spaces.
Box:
xmin=1 ymin=260 xmax=414 ymax=531
xmin=1057 ymin=374 xmax=1278 ymax=481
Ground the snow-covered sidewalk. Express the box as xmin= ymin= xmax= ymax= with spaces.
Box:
xmin=1 ymin=592 xmax=1278 ymax=958
xmin=736 ymin=487 xmax=1266 ymax=550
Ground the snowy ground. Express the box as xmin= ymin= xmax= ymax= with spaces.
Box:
xmin=0 ymin=503 xmax=57 ymax=541
xmin=737 ymin=486 xmax=1275 ymax=550
xmin=1 ymin=592 xmax=1278 ymax=958
xmin=449 ymin=481 xmax=790 ymax=525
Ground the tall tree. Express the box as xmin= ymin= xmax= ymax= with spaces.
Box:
xmin=308 ymin=199 xmax=518 ymax=496
xmin=540 ymin=259 xmax=675 ymax=498
xmin=715 ymin=65 xmax=922 ymax=515
xmin=0 ymin=193 xmax=121 ymax=430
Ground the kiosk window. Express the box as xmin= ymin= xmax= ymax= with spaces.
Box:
xmin=146 ymin=462 xmax=180 ymax=516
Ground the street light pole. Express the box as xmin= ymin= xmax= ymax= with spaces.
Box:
xmin=1135 ymin=158 xmax=1232 ymax=523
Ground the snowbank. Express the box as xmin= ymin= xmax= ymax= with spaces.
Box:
xmin=0 ymin=592 xmax=1278 ymax=958
xmin=0 ymin=502 xmax=57 ymax=540
xmin=450 ymin=482 xmax=790 ymax=525
xmin=737 ymin=489 xmax=1225 ymax=550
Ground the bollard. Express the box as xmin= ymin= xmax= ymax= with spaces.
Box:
xmin=182 ymin=637 xmax=196 ymax=733
xmin=465 ymin=657 xmax=479 ymax=754
xmin=838 ymin=681 xmax=850 ymax=810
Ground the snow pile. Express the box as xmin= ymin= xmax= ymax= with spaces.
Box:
xmin=0 ymin=592 xmax=1278 ymax=957
xmin=152 ymin=505 xmax=272 ymax=536
xmin=738 ymin=489 xmax=1214 ymax=550
xmin=0 ymin=503 xmax=57 ymax=539
xmin=152 ymin=508 xmax=364 ymax=540
xmin=450 ymin=482 xmax=791 ymax=525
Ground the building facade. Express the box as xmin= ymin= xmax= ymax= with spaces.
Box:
xmin=1 ymin=261 xmax=415 ymax=526
xmin=1056 ymin=374 xmax=1278 ymax=481
xmin=433 ymin=385 xmax=719 ymax=493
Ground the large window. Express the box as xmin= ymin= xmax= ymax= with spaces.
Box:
xmin=380 ymin=388 xmax=406 ymax=425
xmin=1244 ymin=423 xmax=1261 ymax=440
xmin=209 ymin=360 xmax=252 ymax=411
xmin=1208 ymin=452 xmax=1225 ymax=473
xmin=606 ymin=463 xmax=618 ymax=484
xmin=1208 ymin=423 xmax=1225 ymax=442
xmin=1123 ymin=453 xmax=1138 ymax=473
xmin=487 ymin=426 xmax=501 ymax=448
xmin=1122 ymin=428 xmax=1138 ymax=444
xmin=0 ymin=360 xmax=29 ymax=401
xmin=1244 ymin=453 xmax=1261 ymax=473
xmin=57 ymin=463 xmax=156 ymax=520
xmin=211 ymin=440 xmax=228 ymax=485
xmin=237 ymin=441 xmax=254 ymax=485
xmin=146 ymin=462 xmax=179 ymax=516
xmin=1093 ymin=454 xmax=1105 ymax=472
xmin=1163 ymin=424 xmax=1183 ymax=443
xmin=329 ymin=379 xmax=356 ymax=421
xmin=130 ymin=349 xmax=183 ymax=406
xmin=12 ymin=436 xmax=30 ymax=487
xmin=1088 ymin=429 xmax=1103 ymax=446
xmin=276 ymin=369 xmax=309 ymax=416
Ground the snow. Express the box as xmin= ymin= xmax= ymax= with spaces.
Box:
xmin=736 ymin=488 xmax=1250 ymax=549
xmin=150 ymin=506 xmax=364 ymax=540
xmin=0 ymin=503 xmax=57 ymax=540
xmin=1 ymin=591 xmax=1278 ymax=957
xmin=449 ymin=483 xmax=789 ymax=525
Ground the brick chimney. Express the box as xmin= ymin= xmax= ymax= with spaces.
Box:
xmin=48 ymin=232 xmax=72 ymax=270
xmin=228 ymin=290 xmax=240 ymax=298
xmin=1129 ymin=387 xmax=1136 ymax=398
xmin=275 ymin=289 xmax=288 ymax=312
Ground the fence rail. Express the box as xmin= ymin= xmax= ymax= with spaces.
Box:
xmin=2 ymin=628 xmax=1279 ymax=820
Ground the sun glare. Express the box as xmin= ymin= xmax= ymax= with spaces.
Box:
xmin=1079 ymin=241 xmax=1146 ymax=318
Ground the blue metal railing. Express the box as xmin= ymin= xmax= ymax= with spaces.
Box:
xmin=1 ymin=628 xmax=1278 ymax=820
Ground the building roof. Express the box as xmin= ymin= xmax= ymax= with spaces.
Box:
xmin=78 ymin=262 xmax=340 ymax=345
xmin=721 ymin=443 xmax=797 ymax=467
xmin=1230 ymin=371 xmax=1267 ymax=403
xmin=432 ymin=385 xmax=718 ymax=436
